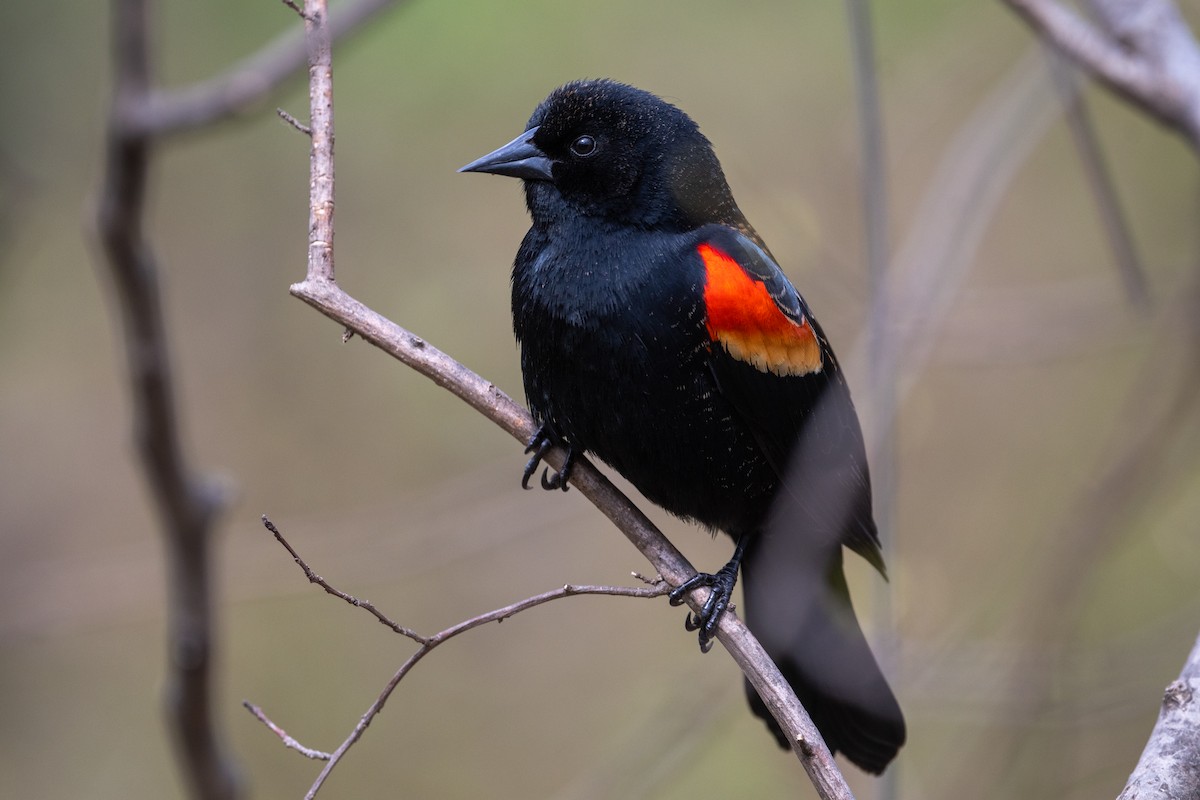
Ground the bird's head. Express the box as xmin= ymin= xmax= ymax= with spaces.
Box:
xmin=460 ymin=79 xmax=743 ymax=230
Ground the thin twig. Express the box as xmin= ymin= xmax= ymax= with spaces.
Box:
xmin=276 ymin=108 xmax=312 ymax=136
xmin=261 ymin=515 xmax=427 ymax=642
xmin=259 ymin=516 xmax=671 ymax=798
xmin=631 ymin=570 xmax=664 ymax=586
xmin=306 ymin=577 xmax=673 ymax=797
xmin=278 ymin=0 xmax=309 ymax=20
xmin=1044 ymin=46 xmax=1148 ymax=307
xmin=242 ymin=703 xmax=331 ymax=760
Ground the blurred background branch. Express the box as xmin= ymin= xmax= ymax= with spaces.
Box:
xmin=1002 ymin=0 xmax=1200 ymax=149
xmin=848 ymin=46 xmax=1059 ymax=436
xmin=131 ymin=0 xmax=406 ymax=137
xmin=843 ymin=4 xmax=900 ymax=798
xmin=90 ymin=0 xmax=408 ymax=797
xmin=94 ymin=0 xmax=240 ymax=797
xmin=1044 ymin=46 xmax=1149 ymax=307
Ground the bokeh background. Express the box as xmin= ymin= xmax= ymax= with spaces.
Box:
xmin=2 ymin=0 xmax=1199 ymax=797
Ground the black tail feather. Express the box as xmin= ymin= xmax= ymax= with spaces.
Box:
xmin=741 ymin=540 xmax=905 ymax=774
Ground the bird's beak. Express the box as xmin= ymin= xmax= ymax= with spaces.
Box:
xmin=459 ymin=126 xmax=554 ymax=182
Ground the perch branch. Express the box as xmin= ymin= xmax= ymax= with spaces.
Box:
xmin=284 ymin=1 xmax=856 ymax=798
xmin=277 ymin=107 xmax=312 ymax=136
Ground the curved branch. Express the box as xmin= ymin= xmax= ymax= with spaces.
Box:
xmin=1001 ymin=0 xmax=1200 ymax=149
xmin=1044 ymin=47 xmax=1148 ymax=306
xmin=126 ymin=0 xmax=406 ymax=137
xmin=243 ymin=702 xmax=332 ymax=761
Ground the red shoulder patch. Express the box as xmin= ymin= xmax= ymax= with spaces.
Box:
xmin=699 ymin=243 xmax=822 ymax=377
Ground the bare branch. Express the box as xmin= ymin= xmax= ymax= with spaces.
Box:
xmin=242 ymin=703 xmax=331 ymax=761
xmin=278 ymin=0 xmax=309 ymax=20
xmin=850 ymin=48 xmax=1059 ymax=455
xmin=261 ymin=515 xmax=427 ymax=642
xmin=1045 ymin=48 xmax=1149 ymax=306
xmin=124 ymin=0 xmax=406 ymax=137
xmin=843 ymin=0 xmax=898 ymax=541
xmin=1117 ymin=630 xmax=1200 ymax=800
xmin=258 ymin=516 xmax=672 ymax=799
xmin=303 ymin=0 xmax=335 ymax=285
xmin=1001 ymin=0 xmax=1200 ymax=149
xmin=843 ymin=8 xmax=900 ymax=798
xmin=300 ymin=576 xmax=675 ymax=800
xmin=276 ymin=107 xmax=312 ymax=136
xmin=94 ymin=1 xmax=240 ymax=797
xmin=285 ymin=2 xmax=856 ymax=798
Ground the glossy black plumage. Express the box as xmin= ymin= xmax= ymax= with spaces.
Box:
xmin=462 ymin=79 xmax=905 ymax=774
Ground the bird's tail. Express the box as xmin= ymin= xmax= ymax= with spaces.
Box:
xmin=740 ymin=536 xmax=905 ymax=774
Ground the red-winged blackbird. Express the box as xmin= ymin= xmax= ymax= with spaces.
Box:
xmin=461 ymin=79 xmax=904 ymax=773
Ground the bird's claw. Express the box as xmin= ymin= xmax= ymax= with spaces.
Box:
xmin=669 ymin=563 xmax=738 ymax=653
xmin=521 ymin=433 xmax=553 ymax=490
xmin=522 ymin=425 xmax=574 ymax=492
xmin=540 ymin=449 xmax=574 ymax=491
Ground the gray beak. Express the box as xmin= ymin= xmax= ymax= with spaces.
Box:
xmin=459 ymin=126 xmax=555 ymax=182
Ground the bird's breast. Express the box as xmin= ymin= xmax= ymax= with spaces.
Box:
xmin=511 ymin=228 xmax=776 ymax=530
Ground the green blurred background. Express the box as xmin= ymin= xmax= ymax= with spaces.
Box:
xmin=2 ymin=0 xmax=1199 ymax=797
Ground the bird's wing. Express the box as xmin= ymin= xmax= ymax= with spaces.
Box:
xmin=694 ymin=227 xmax=885 ymax=574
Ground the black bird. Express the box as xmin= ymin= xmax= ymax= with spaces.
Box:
xmin=461 ymin=79 xmax=904 ymax=773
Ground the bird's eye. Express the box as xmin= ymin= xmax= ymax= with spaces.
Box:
xmin=570 ymin=135 xmax=598 ymax=158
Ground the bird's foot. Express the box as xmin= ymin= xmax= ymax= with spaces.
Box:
xmin=522 ymin=425 xmax=574 ymax=492
xmin=668 ymin=559 xmax=740 ymax=653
